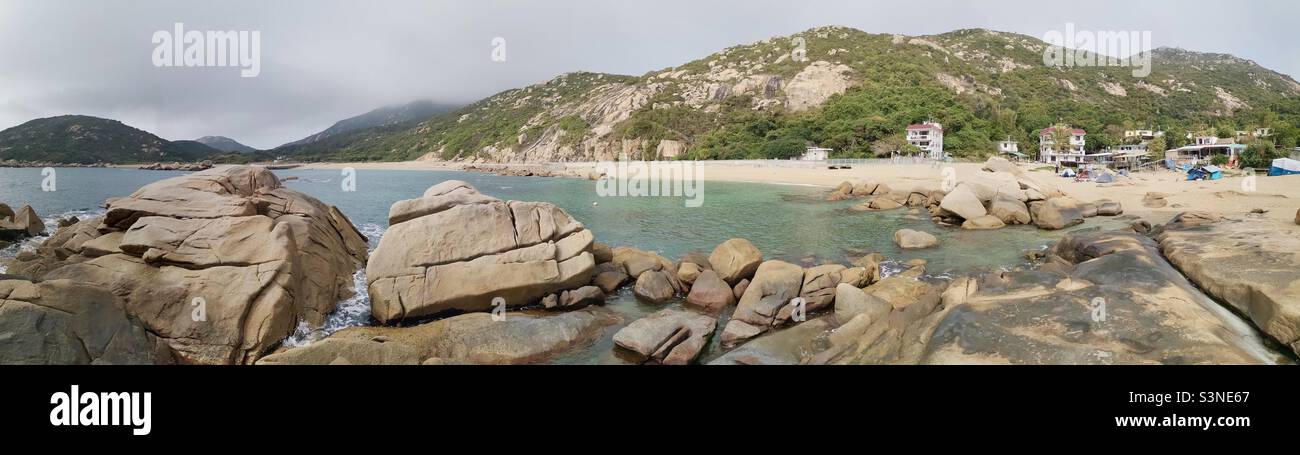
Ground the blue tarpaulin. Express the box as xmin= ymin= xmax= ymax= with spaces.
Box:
xmin=1269 ymin=158 xmax=1300 ymax=176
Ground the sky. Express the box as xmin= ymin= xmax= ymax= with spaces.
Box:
xmin=1 ymin=0 xmax=1297 ymax=149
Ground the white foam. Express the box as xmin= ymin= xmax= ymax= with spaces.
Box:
xmin=282 ymin=222 xmax=385 ymax=347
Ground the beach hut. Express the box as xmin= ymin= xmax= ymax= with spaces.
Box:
xmin=1268 ymin=158 xmax=1300 ymax=176
xmin=1187 ymin=165 xmax=1223 ymax=181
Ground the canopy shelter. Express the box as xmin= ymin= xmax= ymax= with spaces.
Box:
xmin=1269 ymin=158 xmax=1300 ymax=176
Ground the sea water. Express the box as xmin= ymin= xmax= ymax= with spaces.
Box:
xmin=0 ymin=166 xmax=1127 ymax=362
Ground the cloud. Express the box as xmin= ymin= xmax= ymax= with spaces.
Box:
xmin=1 ymin=0 xmax=1296 ymax=149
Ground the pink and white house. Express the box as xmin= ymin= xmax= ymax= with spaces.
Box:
xmin=905 ymin=121 xmax=945 ymax=159
xmin=1039 ymin=127 xmax=1087 ymax=165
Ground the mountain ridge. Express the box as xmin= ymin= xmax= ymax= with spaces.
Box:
xmin=272 ymin=25 xmax=1300 ymax=163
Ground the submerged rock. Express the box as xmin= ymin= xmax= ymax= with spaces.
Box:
xmin=961 ymin=215 xmax=1006 ymax=230
xmin=6 ymin=166 xmax=368 ymax=364
xmin=613 ymin=308 xmax=717 ymax=364
xmin=367 ymin=180 xmax=596 ymax=322
xmin=893 ymin=229 xmax=938 ymax=249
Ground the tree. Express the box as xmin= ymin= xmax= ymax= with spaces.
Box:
xmin=1166 ymin=126 xmax=1189 ymax=148
xmin=1047 ymin=124 xmax=1075 ymax=156
xmin=1147 ymin=135 xmax=1167 ymax=160
xmin=1239 ymin=140 xmax=1282 ymax=169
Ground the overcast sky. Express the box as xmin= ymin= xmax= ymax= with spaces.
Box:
xmin=1 ymin=0 xmax=1297 ymax=149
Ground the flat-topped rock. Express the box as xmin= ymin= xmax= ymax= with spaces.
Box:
xmin=367 ymin=181 xmax=596 ymax=322
xmin=1157 ymin=219 xmax=1300 ymax=356
xmin=263 ymin=307 xmax=620 ymax=365
xmin=922 ymin=231 xmax=1285 ymax=365
xmin=613 ymin=308 xmax=717 ymax=364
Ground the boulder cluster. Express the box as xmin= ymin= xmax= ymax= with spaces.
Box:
xmin=4 ymin=166 xmax=369 ymax=364
xmin=137 ymin=160 xmax=214 ymax=171
xmin=830 ymin=157 xmax=1124 ymax=234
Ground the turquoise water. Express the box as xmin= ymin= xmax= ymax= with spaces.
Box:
xmin=0 ymin=166 xmax=1126 ymax=363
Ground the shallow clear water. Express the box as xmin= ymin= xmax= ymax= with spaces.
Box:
xmin=0 ymin=166 xmax=1128 ymax=363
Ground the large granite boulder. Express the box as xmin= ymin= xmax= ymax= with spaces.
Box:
xmin=989 ymin=194 xmax=1031 ymax=225
xmin=633 ymin=269 xmax=675 ymax=303
xmin=922 ymin=231 xmax=1286 ymax=364
xmin=720 ymin=260 xmax=805 ymax=345
xmin=0 ymin=204 xmax=44 ymax=240
xmin=5 ymin=166 xmax=368 ymax=364
xmin=367 ymin=180 xmax=596 ymax=322
xmin=1029 ymin=197 xmax=1085 ymax=230
xmin=685 ymin=269 xmax=735 ymax=311
xmin=613 ymin=308 xmax=717 ymax=364
xmin=798 ymin=264 xmax=846 ymax=313
xmin=261 ymin=307 xmax=619 ymax=365
xmin=1157 ymin=219 xmax=1300 ymax=356
xmin=981 ymin=156 xmax=1025 ymax=176
xmin=0 ymin=278 xmax=174 ymax=364
xmin=708 ymin=238 xmax=762 ymax=285
xmin=938 ymin=184 xmax=987 ymax=221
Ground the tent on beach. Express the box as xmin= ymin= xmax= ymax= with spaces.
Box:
xmin=1094 ymin=172 xmax=1116 ymax=183
xmin=1187 ymin=165 xmax=1222 ymax=181
xmin=1059 ymin=168 xmax=1076 ymax=178
xmin=1268 ymin=158 xmax=1300 ymax=176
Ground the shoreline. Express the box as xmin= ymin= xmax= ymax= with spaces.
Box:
xmin=295 ymin=159 xmax=1300 ymax=226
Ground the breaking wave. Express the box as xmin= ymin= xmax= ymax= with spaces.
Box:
xmin=283 ymin=222 xmax=385 ymax=347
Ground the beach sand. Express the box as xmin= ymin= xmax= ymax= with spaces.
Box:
xmin=298 ymin=160 xmax=1300 ymax=226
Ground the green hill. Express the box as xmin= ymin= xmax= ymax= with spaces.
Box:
xmin=0 ymin=115 xmax=225 ymax=164
xmin=280 ymin=26 xmax=1300 ymax=162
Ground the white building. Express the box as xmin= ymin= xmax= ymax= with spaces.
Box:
xmin=801 ymin=147 xmax=831 ymax=161
xmin=998 ymin=139 xmax=1019 ymax=153
xmin=1123 ymin=130 xmax=1163 ymax=141
xmin=905 ymin=122 xmax=945 ymax=159
xmin=1039 ymin=127 xmax=1087 ymax=165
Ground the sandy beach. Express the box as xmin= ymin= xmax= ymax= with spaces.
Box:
xmin=299 ymin=159 xmax=1300 ymax=226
